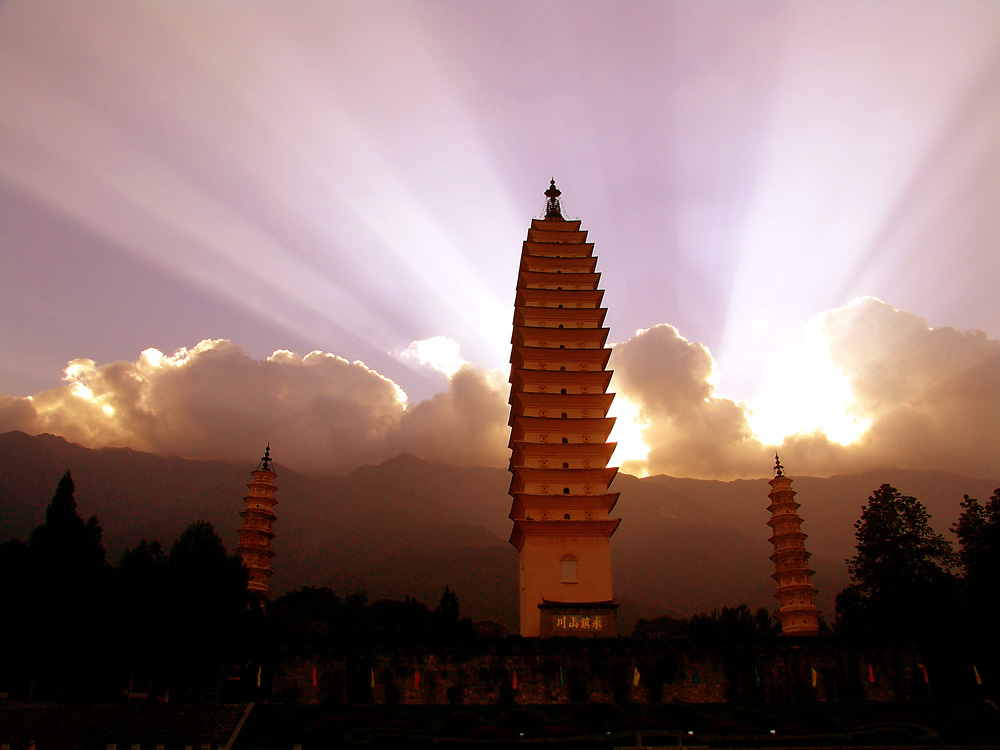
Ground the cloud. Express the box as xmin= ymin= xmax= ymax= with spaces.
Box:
xmin=609 ymin=324 xmax=771 ymax=478
xmin=610 ymin=301 xmax=1000 ymax=480
xmin=817 ymin=297 xmax=1000 ymax=478
xmin=2 ymin=299 xmax=997 ymax=480
xmin=389 ymin=365 xmax=509 ymax=467
xmin=398 ymin=336 xmax=470 ymax=378
xmin=0 ymin=339 xmax=508 ymax=475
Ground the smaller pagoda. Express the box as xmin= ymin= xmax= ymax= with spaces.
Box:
xmin=236 ymin=445 xmax=278 ymax=596
xmin=767 ymin=455 xmax=820 ymax=635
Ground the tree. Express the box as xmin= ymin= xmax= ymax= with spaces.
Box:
xmin=836 ymin=483 xmax=957 ymax=638
xmin=164 ymin=521 xmax=250 ymax=699
xmin=267 ymin=587 xmax=371 ymax=646
xmin=116 ymin=540 xmax=169 ymax=694
xmin=24 ymin=470 xmax=113 ymax=699
xmin=952 ymin=488 xmax=1000 ymax=633
xmin=632 ymin=605 xmax=779 ymax=638
xmin=432 ymin=586 xmax=475 ymax=638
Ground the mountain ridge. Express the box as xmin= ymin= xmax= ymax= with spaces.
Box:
xmin=2 ymin=430 xmax=995 ymax=632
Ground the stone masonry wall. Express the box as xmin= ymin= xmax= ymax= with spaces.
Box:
xmin=272 ymin=637 xmax=924 ymax=705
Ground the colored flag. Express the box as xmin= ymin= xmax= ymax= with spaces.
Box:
xmin=868 ymin=664 xmax=875 ymax=683
xmin=811 ymin=667 xmax=817 ymax=688
xmin=693 ymin=668 xmax=699 ymax=686
xmin=256 ymin=666 xmax=261 ymax=687
xmin=754 ymin=668 xmax=760 ymax=688
xmin=919 ymin=663 xmax=929 ymax=685
xmin=559 ymin=666 xmax=564 ymax=687
xmin=415 ymin=670 xmax=420 ymax=690
xmin=633 ymin=667 xmax=641 ymax=687
xmin=974 ymin=666 xmax=982 ymax=685
xmin=513 ymin=670 xmax=518 ymax=690
xmin=312 ymin=666 xmax=317 ymax=687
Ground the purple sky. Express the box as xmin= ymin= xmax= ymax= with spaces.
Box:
xmin=1 ymin=2 xmax=998 ymax=479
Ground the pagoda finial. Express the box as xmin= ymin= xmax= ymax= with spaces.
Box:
xmin=544 ymin=178 xmax=563 ymax=219
xmin=774 ymin=453 xmax=784 ymax=477
xmin=259 ymin=443 xmax=273 ymax=472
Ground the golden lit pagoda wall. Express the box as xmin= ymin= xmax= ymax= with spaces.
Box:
xmin=507 ymin=207 xmax=620 ymax=637
xmin=767 ymin=466 xmax=820 ymax=636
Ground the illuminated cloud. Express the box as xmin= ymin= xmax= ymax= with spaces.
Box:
xmin=609 ymin=325 xmax=770 ymax=479
xmin=1 ymin=300 xmax=996 ymax=480
xmin=0 ymin=340 xmax=504 ymax=475
xmin=609 ymin=301 xmax=1000 ymax=480
xmin=389 ymin=364 xmax=510 ymax=467
xmin=398 ymin=336 xmax=469 ymax=378
xmin=816 ymin=297 xmax=1000 ymax=478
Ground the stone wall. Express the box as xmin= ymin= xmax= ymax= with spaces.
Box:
xmin=272 ymin=637 xmax=925 ymax=705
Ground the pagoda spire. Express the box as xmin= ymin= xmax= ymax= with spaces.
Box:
xmin=237 ymin=444 xmax=279 ymax=596
xmin=544 ymin=178 xmax=563 ymax=219
xmin=766 ymin=458 xmax=821 ymax=635
xmin=507 ymin=185 xmax=620 ymax=637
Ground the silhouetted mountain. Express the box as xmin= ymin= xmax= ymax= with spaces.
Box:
xmin=2 ymin=431 xmax=995 ymax=632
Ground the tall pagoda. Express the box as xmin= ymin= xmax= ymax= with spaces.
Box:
xmin=766 ymin=455 xmax=820 ymax=635
xmin=236 ymin=445 xmax=278 ymax=596
xmin=507 ymin=180 xmax=621 ymax=637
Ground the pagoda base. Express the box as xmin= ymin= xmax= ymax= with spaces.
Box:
xmin=538 ymin=600 xmax=619 ymax=638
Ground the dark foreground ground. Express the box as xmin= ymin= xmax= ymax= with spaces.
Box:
xmin=2 ymin=700 xmax=999 ymax=749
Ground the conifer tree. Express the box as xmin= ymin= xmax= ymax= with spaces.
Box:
xmin=26 ymin=470 xmax=112 ymax=698
xmin=164 ymin=521 xmax=249 ymax=698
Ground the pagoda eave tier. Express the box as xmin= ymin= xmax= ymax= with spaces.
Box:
xmin=526 ymin=224 xmax=587 ymax=241
xmin=511 ymin=391 xmax=615 ymax=412
xmin=510 ymin=369 xmax=613 ymax=391
xmin=509 ymin=492 xmax=621 ymax=519
xmin=237 ymin=547 xmax=276 ymax=560
xmin=517 ymin=269 xmax=601 ymax=289
xmin=774 ymin=582 xmax=819 ymax=595
xmin=508 ymin=416 xmax=616 ymax=446
xmin=521 ymin=242 xmax=595 ymax=259
xmin=513 ymin=306 xmax=607 ymax=328
xmin=511 ymin=326 xmax=610 ymax=348
xmin=515 ymin=288 xmax=605 ymax=308
xmin=520 ymin=255 xmax=597 ymax=273
xmin=767 ymin=502 xmax=800 ymax=513
xmin=510 ymin=346 xmax=612 ymax=370
xmin=509 ymin=466 xmax=619 ymax=489
xmin=238 ymin=530 xmax=276 ymax=542
xmin=510 ymin=441 xmax=617 ymax=462
xmin=509 ymin=518 xmax=622 ymax=551
xmin=767 ymin=531 xmax=808 ymax=543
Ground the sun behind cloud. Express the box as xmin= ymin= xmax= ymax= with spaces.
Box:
xmin=748 ymin=310 xmax=872 ymax=447
xmin=398 ymin=336 xmax=469 ymax=379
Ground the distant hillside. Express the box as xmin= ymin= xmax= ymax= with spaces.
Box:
xmin=2 ymin=431 xmax=995 ymax=632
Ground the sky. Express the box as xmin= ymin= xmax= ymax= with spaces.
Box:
xmin=1 ymin=1 xmax=998 ymax=480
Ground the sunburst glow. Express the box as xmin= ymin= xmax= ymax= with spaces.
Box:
xmin=747 ymin=317 xmax=871 ymax=446
xmin=608 ymin=396 xmax=651 ymax=475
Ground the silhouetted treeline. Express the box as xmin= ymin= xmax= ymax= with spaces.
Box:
xmin=4 ymin=472 xmax=998 ymax=703
xmin=0 ymin=471 xmax=474 ymax=702
xmin=0 ymin=471 xmax=255 ymax=702
xmin=266 ymin=585 xmax=476 ymax=650
xmin=830 ymin=483 xmax=1000 ymax=693
xmin=632 ymin=604 xmax=781 ymax=639
xmin=833 ymin=484 xmax=1000 ymax=641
